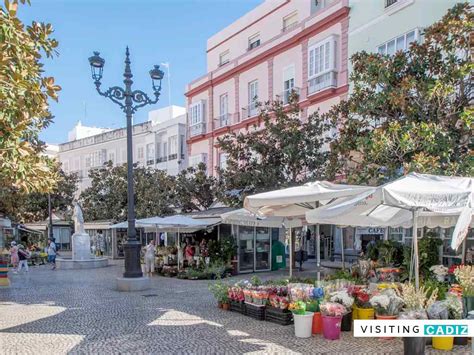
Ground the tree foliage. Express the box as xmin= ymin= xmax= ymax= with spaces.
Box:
xmin=79 ymin=162 xmax=176 ymax=222
xmin=174 ymin=163 xmax=217 ymax=213
xmin=327 ymin=3 xmax=473 ymax=184
xmin=0 ymin=167 xmax=78 ymax=223
xmin=217 ymin=94 xmax=333 ymax=206
xmin=0 ymin=0 xmax=61 ymax=193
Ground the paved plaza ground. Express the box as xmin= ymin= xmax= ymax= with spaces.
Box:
xmin=0 ymin=262 xmax=471 ymax=354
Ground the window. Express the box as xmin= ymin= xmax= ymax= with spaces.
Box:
xmin=62 ymin=161 xmax=69 ymax=172
xmin=189 ymin=153 xmax=207 ymax=168
xmin=307 ymin=36 xmax=337 ymax=94
xmin=377 ymin=29 xmax=418 ymax=55
xmin=282 ymin=12 xmax=298 ymax=31
xmin=189 ymin=101 xmax=205 ymax=126
xmin=385 ymin=0 xmax=398 ymax=8
xmin=108 ymin=151 xmax=115 ymax=164
xmin=146 ymin=143 xmax=155 ymax=165
xmin=137 ymin=146 xmax=144 ymax=161
xmin=247 ymin=80 xmax=258 ymax=117
xmin=219 ymin=50 xmax=230 ymax=66
xmin=121 ymin=149 xmax=126 ymax=162
xmin=180 ymin=135 xmax=185 ymax=159
xmin=282 ymin=65 xmax=295 ymax=104
xmin=311 ymin=0 xmax=337 ymax=14
xmin=219 ymin=153 xmax=228 ymax=170
xmin=168 ymin=135 xmax=178 ymax=160
xmin=219 ymin=94 xmax=229 ymax=126
xmin=74 ymin=158 xmax=80 ymax=171
xmin=248 ymin=33 xmax=260 ymax=51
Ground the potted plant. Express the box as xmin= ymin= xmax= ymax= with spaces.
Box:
xmin=289 ymin=301 xmax=313 ymax=338
xmin=208 ymin=278 xmax=229 ymax=309
xmin=329 ymin=290 xmax=354 ymax=331
xmin=454 ymin=264 xmax=474 ymax=316
xmin=353 ymin=288 xmax=374 ymax=319
xmin=430 ymin=265 xmax=448 ymax=282
xmin=370 ymin=289 xmax=404 ymax=340
xmin=399 ymin=283 xmax=438 ymax=355
xmin=320 ymin=302 xmax=346 ymax=340
xmin=310 ymin=287 xmax=324 ymax=334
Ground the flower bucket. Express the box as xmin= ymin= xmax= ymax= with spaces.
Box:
xmin=463 ymin=296 xmax=474 ymax=317
xmin=357 ymin=307 xmax=375 ymax=320
xmin=312 ymin=312 xmax=323 ymax=334
xmin=352 ymin=305 xmax=358 ymax=320
xmin=294 ymin=312 xmax=314 ymax=338
xmin=341 ymin=311 xmax=352 ymax=331
xmin=432 ymin=337 xmax=454 ymax=351
xmin=375 ymin=314 xmax=397 ymax=340
xmin=403 ymin=337 xmax=425 ymax=355
xmin=322 ymin=315 xmax=342 ymax=340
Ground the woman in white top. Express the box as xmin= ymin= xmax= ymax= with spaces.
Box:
xmin=144 ymin=240 xmax=156 ymax=276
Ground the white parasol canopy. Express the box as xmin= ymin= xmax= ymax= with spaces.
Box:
xmin=244 ymin=181 xmax=372 ymax=278
xmin=306 ymin=173 xmax=473 ymax=289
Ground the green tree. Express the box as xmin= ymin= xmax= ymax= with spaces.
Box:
xmin=79 ymin=162 xmax=176 ymax=221
xmin=217 ymin=94 xmax=333 ymax=206
xmin=327 ymin=3 xmax=473 ymax=184
xmin=174 ymin=163 xmax=217 ymax=213
xmin=1 ymin=0 xmax=61 ymax=193
xmin=0 ymin=168 xmax=78 ymax=222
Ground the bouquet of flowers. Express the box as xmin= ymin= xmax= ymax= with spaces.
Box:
xmin=401 ymin=283 xmax=438 ymax=311
xmin=320 ymin=302 xmax=346 ymax=317
xmin=370 ymin=289 xmax=404 ymax=316
xmin=454 ymin=264 xmax=474 ymax=296
xmin=353 ymin=288 xmax=372 ymax=309
xmin=430 ymin=265 xmax=448 ymax=281
xmin=288 ymin=283 xmax=314 ymax=302
xmin=289 ymin=300 xmax=307 ymax=315
xmin=329 ymin=290 xmax=354 ymax=310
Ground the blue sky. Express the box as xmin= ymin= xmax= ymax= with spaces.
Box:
xmin=19 ymin=0 xmax=262 ymax=143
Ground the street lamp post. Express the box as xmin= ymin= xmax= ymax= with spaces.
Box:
xmin=88 ymin=48 xmax=163 ymax=278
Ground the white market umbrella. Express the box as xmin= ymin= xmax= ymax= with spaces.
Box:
xmin=306 ymin=173 xmax=474 ymax=289
xmin=244 ymin=181 xmax=373 ymax=278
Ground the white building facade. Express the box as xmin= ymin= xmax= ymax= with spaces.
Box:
xmin=58 ymin=106 xmax=187 ymax=193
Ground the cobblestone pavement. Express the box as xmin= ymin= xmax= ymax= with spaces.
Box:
xmin=0 ymin=262 xmax=471 ymax=354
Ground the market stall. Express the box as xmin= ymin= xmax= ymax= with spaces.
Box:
xmin=244 ymin=181 xmax=372 ymax=278
xmin=306 ymin=173 xmax=474 ymax=289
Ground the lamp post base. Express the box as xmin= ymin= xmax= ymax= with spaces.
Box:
xmin=123 ymin=239 xmax=143 ymax=278
xmin=116 ymin=276 xmax=150 ymax=292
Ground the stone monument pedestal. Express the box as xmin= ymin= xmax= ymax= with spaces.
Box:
xmin=116 ymin=276 xmax=150 ymax=292
xmin=56 ymin=232 xmax=108 ymax=270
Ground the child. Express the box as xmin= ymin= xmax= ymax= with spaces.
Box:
xmin=10 ymin=241 xmax=19 ymax=273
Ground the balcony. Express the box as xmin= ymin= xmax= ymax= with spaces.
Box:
xmin=307 ymin=71 xmax=337 ymax=95
xmin=213 ymin=113 xmax=241 ymax=129
xmin=168 ymin=154 xmax=178 ymax=161
xmin=281 ymin=22 xmax=299 ymax=33
xmin=241 ymin=103 xmax=259 ymax=120
xmin=146 ymin=159 xmax=154 ymax=166
xmin=275 ymin=87 xmax=301 ymax=105
xmin=156 ymin=156 xmax=168 ymax=163
xmin=385 ymin=0 xmax=398 ymax=8
xmin=189 ymin=122 xmax=206 ymax=137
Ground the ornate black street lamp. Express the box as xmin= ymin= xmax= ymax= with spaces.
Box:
xmin=88 ymin=48 xmax=163 ymax=278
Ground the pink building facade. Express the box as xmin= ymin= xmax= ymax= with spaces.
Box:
xmin=185 ymin=0 xmax=350 ymax=175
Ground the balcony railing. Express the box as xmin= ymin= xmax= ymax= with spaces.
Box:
xmin=216 ymin=113 xmax=230 ymax=128
xmin=385 ymin=0 xmax=398 ymax=8
xmin=156 ymin=156 xmax=168 ymax=163
xmin=168 ymin=153 xmax=178 ymax=161
xmin=307 ymin=71 xmax=337 ymax=95
xmin=146 ymin=159 xmax=154 ymax=166
xmin=275 ymin=87 xmax=301 ymax=105
xmin=241 ymin=102 xmax=259 ymax=120
xmin=189 ymin=122 xmax=206 ymax=137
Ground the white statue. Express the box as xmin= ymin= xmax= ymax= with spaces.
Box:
xmin=73 ymin=201 xmax=85 ymax=234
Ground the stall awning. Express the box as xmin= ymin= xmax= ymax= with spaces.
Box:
xmin=221 ymin=208 xmax=303 ymax=228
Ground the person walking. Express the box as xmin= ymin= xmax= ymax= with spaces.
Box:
xmin=144 ymin=239 xmax=156 ymax=276
xmin=47 ymin=239 xmax=57 ymax=270
xmin=9 ymin=241 xmax=19 ymax=274
xmin=17 ymin=245 xmax=30 ymax=273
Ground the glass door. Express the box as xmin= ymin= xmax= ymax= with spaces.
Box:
xmin=238 ymin=226 xmax=255 ymax=273
xmin=255 ymin=227 xmax=271 ymax=271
